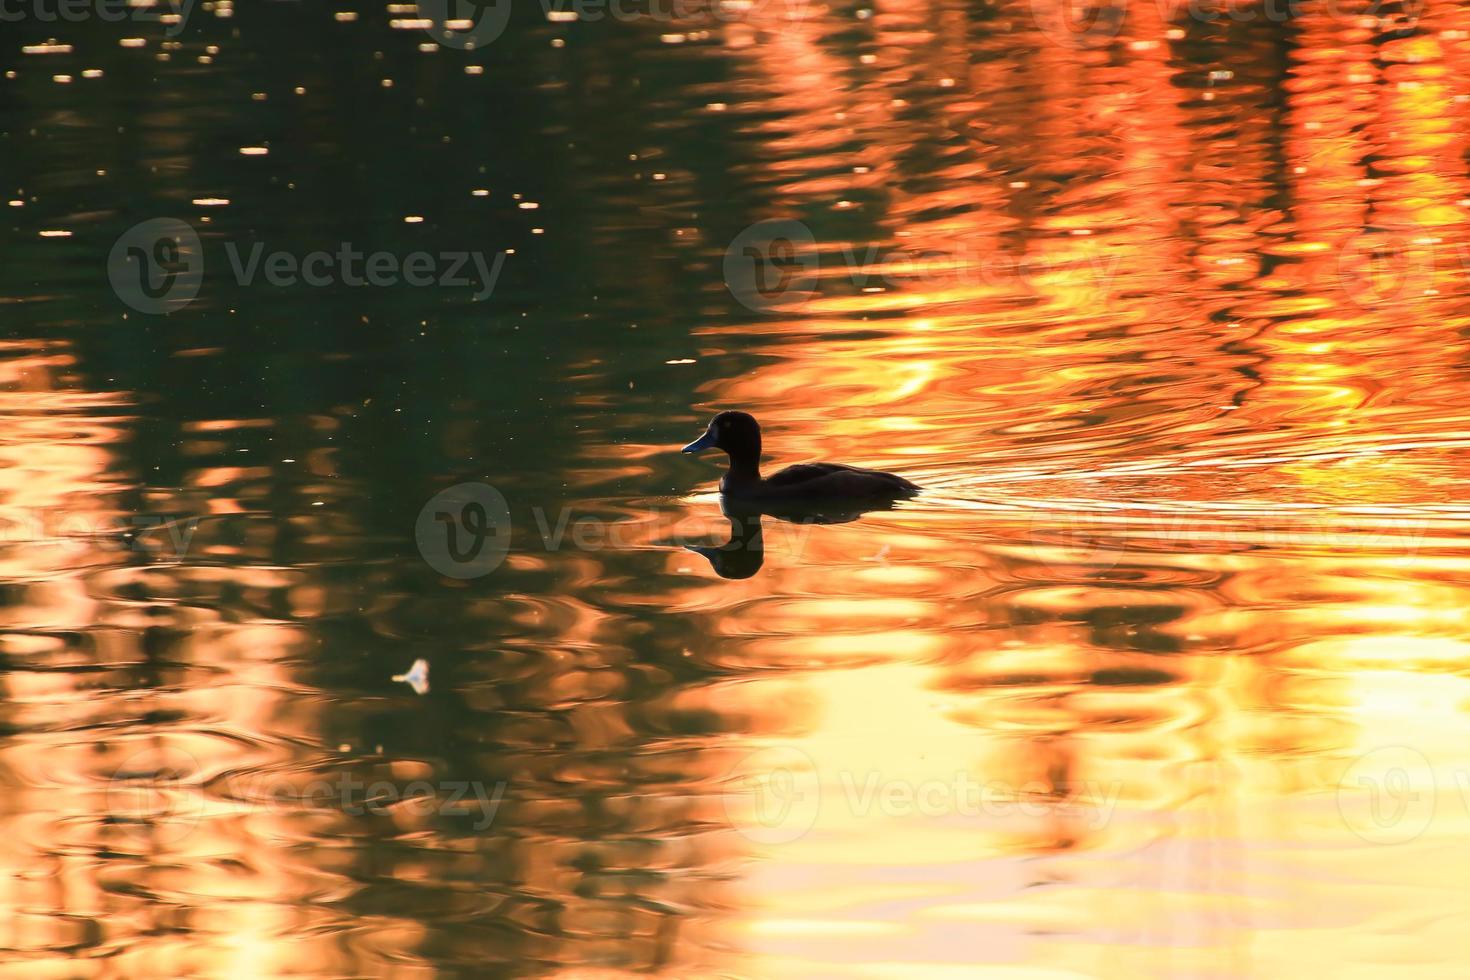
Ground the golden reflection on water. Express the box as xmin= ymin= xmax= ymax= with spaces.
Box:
xmin=668 ymin=0 xmax=1470 ymax=975
xmin=9 ymin=0 xmax=1470 ymax=977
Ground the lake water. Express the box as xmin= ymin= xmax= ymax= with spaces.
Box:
xmin=5 ymin=1 xmax=1470 ymax=976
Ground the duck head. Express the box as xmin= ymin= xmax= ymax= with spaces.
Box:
xmin=682 ymin=410 xmax=762 ymax=473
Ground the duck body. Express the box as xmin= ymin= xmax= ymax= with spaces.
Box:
xmin=682 ymin=411 xmax=920 ymax=503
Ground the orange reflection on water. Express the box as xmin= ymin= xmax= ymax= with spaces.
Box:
xmin=658 ymin=0 xmax=1470 ymax=976
xmin=11 ymin=0 xmax=1470 ymax=976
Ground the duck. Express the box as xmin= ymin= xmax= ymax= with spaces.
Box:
xmin=681 ymin=411 xmax=920 ymax=502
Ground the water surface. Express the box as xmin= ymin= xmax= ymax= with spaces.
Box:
xmin=5 ymin=1 xmax=1470 ymax=976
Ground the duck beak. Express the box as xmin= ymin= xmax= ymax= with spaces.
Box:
xmin=682 ymin=428 xmax=717 ymax=454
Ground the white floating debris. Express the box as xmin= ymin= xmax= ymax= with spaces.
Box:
xmin=666 ymin=358 xmax=696 ymax=365
xmin=239 ymin=146 xmax=269 ymax=155
xmin=39 ymin=230 xmax=71 ymax=237
xmin=392 ymin=658 xmax=430 ymax=695
xmin=403 ymin=215 xmax=424 ymax=223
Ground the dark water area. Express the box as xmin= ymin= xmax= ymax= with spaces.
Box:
xmin=5 ymin=0 xmax=1470 ymax=975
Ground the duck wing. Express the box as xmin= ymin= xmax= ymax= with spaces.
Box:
xmin=764 ymin=462 xmax=920 ymax=497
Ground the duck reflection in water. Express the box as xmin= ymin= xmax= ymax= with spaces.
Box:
xmin=685 ymin=496 xmax=907 ymax=580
